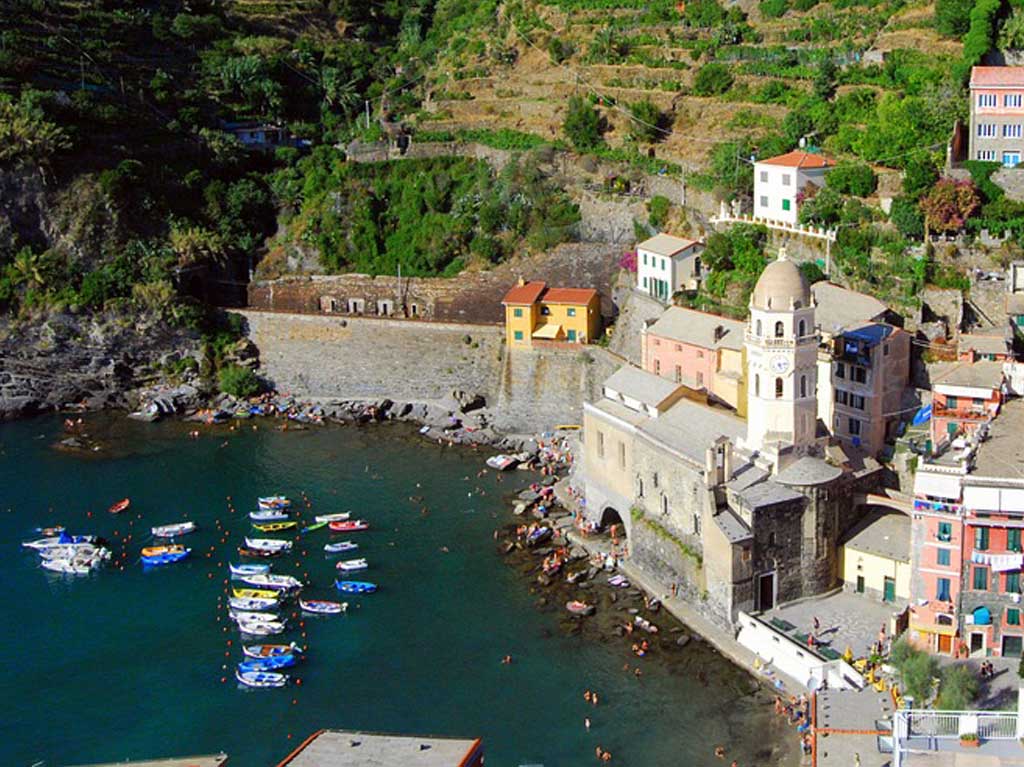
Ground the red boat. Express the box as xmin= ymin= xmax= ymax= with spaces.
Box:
xmin=329 ymin=520 xmax=369 ymax=532
xmin=238 ymin=546 xmax=281 ymax=559
xmin=108 ymin=498 xmax=131 ymax=514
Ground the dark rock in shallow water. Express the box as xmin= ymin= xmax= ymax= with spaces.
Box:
xmin=676 ymin=635 xmax=691 ymax=647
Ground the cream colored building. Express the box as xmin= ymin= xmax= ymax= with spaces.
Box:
xmin=839 ymin=510 xmax=911 ymax=603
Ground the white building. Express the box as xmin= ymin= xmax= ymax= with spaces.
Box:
xmin=753 ymin=151 xmax=834 ymax=227
xmin=636 ymin=233 xmax=704 ymax=303
xmin=742 ymin=247 xmax=820 ymax=460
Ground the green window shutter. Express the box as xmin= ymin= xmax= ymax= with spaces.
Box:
xmin=1010 ymin=529 xmax=1022 ymax=552
xmin=782 ymin=198 xmax=791 ymax=211
xmin=1007 ymin=572 xmax=1021 ymax=594
xmin=1009 ymin=608 xmax=1021 ymax=626
xmin=937 ymin=548 xmax=951 ymax=566
xmin=514 ymin=331 xmax=523 ymax=341
xmin=975 ymin=527 xmax=989 ymax=551
xmin=974 ymin=566 xmax=988 ymax=590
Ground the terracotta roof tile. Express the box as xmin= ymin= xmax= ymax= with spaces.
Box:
xmin=502 ymin=281 xmax=546 ymax=305
xmin=757 ymin=150 xmax=834 ymax=169
xmin=542 ymin=287 xmax=598 ymax=305
xmin=971 ymin=66 xmax=1024 ymax=88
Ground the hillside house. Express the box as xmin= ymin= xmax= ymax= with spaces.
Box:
xmin=635 ymin=234 xmax=704 ymax=303
xmin=969 ymin=66 xmax=1024 ymax=166
xmin=753 ymin=151 xmax=834 ymax=227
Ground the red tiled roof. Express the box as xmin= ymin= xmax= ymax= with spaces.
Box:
xmin=502 ymin=281 xmax=547 ymax=305
xmin=543 ymin=287 xmax=598 ymax=305
xmin=971 ymin=66 xmax=1024 ymax=88
xmin=757 ymin=150 xmax=834 ymax=169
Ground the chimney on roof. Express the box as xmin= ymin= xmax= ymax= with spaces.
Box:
xmin=714 ymin=324 xmax=724 ymax=342
xmin=517 ymin=276 xmax=525 ymax=287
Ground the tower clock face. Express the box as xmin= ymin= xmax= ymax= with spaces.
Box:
xmin=769 ymin=355 xmax=790 ymax=374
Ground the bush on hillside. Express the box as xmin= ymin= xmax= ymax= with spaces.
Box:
xmin=961 ymin=0 xmax=1003 ymax=74
xmin=760 ymin=0 xmax=789 ymax=18
xmin=563 ymin=95 xmax=603 ymax=150
xmin=902 ymin=155 xmax=940 ymax=199
xmin=936 ymin=0 xmax=974 ymax=37
xmin=827 ymin=163 xmax=877 ymax=197
xmin=920 ymin=179 xmax=982 ymax=233
xmin=628 ymin=99 xmax=666 ymax=143
xmin=685 ymin=0 xmax=727 ymax=27
xmin=890 ymin=197 xmax=925 ymax=239
xmin=219 ymin=364 xmax=261 ymax=398
xmin=693 ymin=62 xmax=735 ymax=96
xmin=648 ymin=195 xmax=671 ymax=228
xmin=547 ymin=36 xmax=574 ymax=64
xmin=936 ymin=664 xmax=979 ymax=710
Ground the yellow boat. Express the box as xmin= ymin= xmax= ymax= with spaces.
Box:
xmin=233 ymin=588 xmax=279 ymax=600
xmin=252 ymin=521 xmax=297 ymax=532
xmin=141 ymin=544 xmax=186 ymax=557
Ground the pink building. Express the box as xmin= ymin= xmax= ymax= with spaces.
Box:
xmin=969 ymin=66 xmax=1024 ymax=166
xmin=929 ymin=361 xmax=1004 ymax=448
xmin=641 ymin=307 xmax=746 ymax=412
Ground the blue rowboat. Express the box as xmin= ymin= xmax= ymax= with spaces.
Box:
xmin=141 ymin=547 xmax=190 ymax=566
xmin=238 ymin=654 xmax=297 ymax=672
xmin=235 ymin=668 xmax=288 ymax=688
xmin=335 ymin=580 xmax=377 ymax=594
xmin=229 ymin=563 xmax=271 ymax=578
xmin=243 ymin=641 xmax=300 ymax=659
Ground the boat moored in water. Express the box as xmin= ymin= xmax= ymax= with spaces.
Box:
xmin=238 ymin=654 xmax=297 ymax=672
xmin=335 ymin=580 xmax=377 ymax=594
xmin=314 ymin=513 xmax=350 ymax=524
xmin=239 ymin=573 xmax=303 ymax=591
xmin=229 ymin=563 xmax=271 ymax=578
xmin=257 ymin=496 xmax=291 ymax=510
xmin=336 ymin=558 xmax=368 ymax=572
xmin=232 ymin=587 xmax=280 ymax=600
xmin=151 ymin=521 xmax=196 ymax=538
xmin=243 ymin=641 xmax=300 ymax=659
xmin=324 ymin=541 xmax=358 ymax=554
xmin=328 ymin=520 xmax=369 ymax=532
xmin=250 ymin=510 xmax=290 ymax=522
xmin=299 ymin=599 xmax=347 ymax=614
xmin=108 ymin=498 xmax=131 ymax=514
xmin=252 ymin=521 xmax=297 ymax=532
xmin=235 ymin=668 xmax=288 ymax=688
xmin=229 ymin=596 xmax=279 ymax=611
xmin=244 ymin=537 xmax=293 ymax=553
xmin=486 ymin=454 xmax=519 ymax=471
xmin=236 ymin=618 xmax=286 ymax=636
xmin=140 ymin=545 xmax=190 ymax=566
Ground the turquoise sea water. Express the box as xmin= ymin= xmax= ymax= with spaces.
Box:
xmin=1 ymin=417 xmax=795 ymax=767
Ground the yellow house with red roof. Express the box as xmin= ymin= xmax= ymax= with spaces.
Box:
xmin=501 ymin=279 xmax=601 ymax=348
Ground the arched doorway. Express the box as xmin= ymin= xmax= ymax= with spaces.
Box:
xmin=600 ymin=507 xmax=627 ymax=539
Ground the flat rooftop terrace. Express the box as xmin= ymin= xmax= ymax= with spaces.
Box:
xmin=277 ymin=730 xmax=482 ymax=767
xmin=973 ymin=398 xmax=1024 ymax=479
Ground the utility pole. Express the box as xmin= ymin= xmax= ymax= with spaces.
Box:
xmin=365 ymin=100 xmax=371 ymax=129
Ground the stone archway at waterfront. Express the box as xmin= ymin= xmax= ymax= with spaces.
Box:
xmin=600 ymin=506 xmax=629 ymax=539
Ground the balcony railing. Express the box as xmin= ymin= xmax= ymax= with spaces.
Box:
xmin=934 ymin=405 xmax=993 ymax=421
xmin=893 ymin=709 xmax=1022 ymax=767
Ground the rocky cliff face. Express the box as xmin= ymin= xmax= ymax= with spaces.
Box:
xmin=0 ymin=310 xmax=201 ymax=419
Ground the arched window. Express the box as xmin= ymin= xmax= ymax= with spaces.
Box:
xmin=798 ymin=319 xmax=806 ymax=337
xmin=775 ymin=377 xmax=783 ymax=398
xmin=774 ymin=321 xmax=784 ymax=338
xmin=661 ymin=495 xmax=669 ymax=515
xmin=800 ymin=375 xmax=807 ymax=398
xmin=756 ymin=319 xmax=762 ymax=336
xmin=754 ymin=374 xmax=760 ymax=397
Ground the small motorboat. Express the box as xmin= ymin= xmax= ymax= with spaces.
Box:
xmin=486 ymin=454 xmax=518 ymax=471
xmin=324 ymin=541 xmax=358 ymax=554
xmin=240 ymin=573 xmax=303 ymax=591
xmin=229 ymin=563 xmax=271 ymax=578
xmin=335 ymin=580 xmax=377 ymax=594
xmin=566 ymin=600 xmax=595 ymax=616
xmin=526 ymin=527 xmax=553 ymax=547
xmin=243 ymin=641 xmax=300 ymax=659
xmin=252 ymin=521 xmax=297 ymax=532
xmin=230 ymin=596 xmax=279 ymax=611
xmin=23 ymin=534 xmax=96 ymax=550
xmin=314 ymin=513 xmax=351 ymax=524
xmin=301 ymin=522 xmax=327 ymax=534
xmin=244 ymin=538 xmax=293 ymax=553
xmin=39 ymin=544 xmax=110 ymax=561
xmin=329 ymin=520 xmax=369 ymax=532
xmin=140 ymin=545 xmax=190 ymax=566
xmin=41 ymin=558 xmax=92 ymax=575
xmin=258 ymin=496 xmax=291 ymax=510
xmin=238 ymin=654 xmax=297 ymax=672
xmin=634 ymin=615 xmax=659 ymax=634
xmin=235 ymin=668 xmax=288 ymax=688
xmin=108 ymin=498 xmax=131 ymax=514
xmin=232 ymin=587 xmax=280 ymax=600
xmin=237 ymin=618 xmax=286 ymax=636
xmin=238 ymin=547 xmax=281 ymax=559
xmin=250 ymin=510 xmax=290 ymax=522
xmin=300 ymin=599 xmax=347 ymax=614
xmin=230 ymin=609 xmax=282 ymax=624
xmin=151 ymin=521 xmax=196 ymax=538
xmin=336 ymin=558 xmax=368 ymax=572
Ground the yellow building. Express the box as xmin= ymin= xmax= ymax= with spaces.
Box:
xmin=502 ymin=279 xmax=601 ymax=348
xmin=839 ymin=510 xmax=911 ymax=604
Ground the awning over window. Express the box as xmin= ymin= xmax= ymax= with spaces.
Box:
xmin=532 ymin=323 xmax=563 ymax=340
xmin=914 ymin=471 xmax=962 ymax=500
xmin=973 ymin=606 xmax=992 ymax=626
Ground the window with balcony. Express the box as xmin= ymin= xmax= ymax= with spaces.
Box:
xmin=976 ymin=526 xmax=990 ymax=551
xmin=1011 ymin=529 xmax=1022 ymax=552
xmin=1007 ymin=94 xmax=1023 ymax=108
xmin=979 ymin=93 xmax=997 ymax=107
xmin=938 ymin=522 xmax=952 ymax=542
xmin=937 ymin=577 xmax=951 ymax=601
xmin=974 ymin=565 xmax=988 ymax=590
xmin=937 ymin=548 xmax=951 ymax=566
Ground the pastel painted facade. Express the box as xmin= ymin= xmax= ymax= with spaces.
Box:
xmin=753 ymin=151 xmax=834 ymax=227
xmin=929 ymin=361 xmax=1004 ymax=448
xmin=641 ymin=307 xmax=747 ymax=414
xmin=839 ymin=511 xmax=911 ymax=603
xmin=969 ymin=66 xmax=1024 ymax=166
xmin=501 ymin=280 xmax=601 ymax=348
xmin=958 ymin=331 xmax=1013 ymax=362
xmin=635 ymin=234 xmax=704 ymax=303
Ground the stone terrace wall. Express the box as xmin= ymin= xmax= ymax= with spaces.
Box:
xmin=248 ymin=243 xmax=621 ymax=325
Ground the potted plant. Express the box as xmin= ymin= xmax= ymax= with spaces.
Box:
xmin=960 ymin=733 xmax=980 ymax=748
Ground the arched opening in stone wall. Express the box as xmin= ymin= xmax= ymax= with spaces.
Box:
xmin=600 ymin=507 xmax=627 ymax=538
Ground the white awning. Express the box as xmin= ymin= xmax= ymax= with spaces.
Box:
xmin=1004 ymin=489 xmax=1024 ymax=513
xmin=964 ymin=486 xmax=1001 ymax=511
xmin=914 ymin=472 xmax=962 ymax=500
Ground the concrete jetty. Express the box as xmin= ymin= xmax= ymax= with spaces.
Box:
xmin=65 ymin=755 xmax=228 ymax=767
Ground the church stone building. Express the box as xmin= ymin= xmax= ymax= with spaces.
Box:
xmin=582 ymin=250 xmax=883 ymax=629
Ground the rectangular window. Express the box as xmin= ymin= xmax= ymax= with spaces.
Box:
xmin=976 ymin=526 xmax=990 ymax=551
xmin=835 ymin=363 xmax=845 ymax=379
xmin=661 ymin=259 xmax=667 ymax=271
xmin=782 ymin=198 xmax=791 ymax=211
xmin=884 ymin=343 xmax=890 ymax=356
xmin=852 ymin=366 xmax=867 ymax=384
xmin=836 ymin=390 xmax=849 ymax=405
xmin=759 ymin=171 xmax=768 ymax=183
xmin=938 ymin=522 xmax=952 ymax=542
xmin=759 ymin=195 xmax=768 ymax=208
xmin=851 ymin=394 xmax=865 ymax=410
xmin=654 ymin=359 xmax=661 ymax=375
xmin=937 ymin=548 xmax=951 ymax=566
xmin=978 ymin=149 xmax=997 ymax=161
xmin=1006 ymin=94 xmax=1023 ymax=108
xmin=946 ymin=395 xmax=958 ymax=410
xmin=643 ymin=253 xmax=647 ymax=265
xmin=1007 ymin=572 xmax=1021 ymax=594
xmin=1004 ymin=124 xmax=1023 ymax=139
xmin=978 ymin=123 xmax=997 ymax=138
xmin=567 ymin=307 xmax=576 ymax=317
xmin=513 ymin=330 xmax=523 ymax=341
xmin=643 ymin=277 xmax=648 ymax=288
xmin=974 ymin=566 xmax=988 ymax=590
xmin=618 ymin=441 xmax=626 ymax=469
xmin=674 ymin=365 xmax=682 ymax=383
xmin=979 ymin=93 xmax=997 ymax=107
xmin=1010 ymin=529 xmax=1022 ymax=552
xmin=937 ymin=577 xmax=951 ymax=601
xmin=848 ymin=417 xmax=861 ymax=435
xmin=1005 ymin=152 xmax=1022 ymax=168
xmin=513 ymin=308 xmax=523 ymax=318
xmin=597 ymin=431 xmax=605 ymax=458
xmin=1009 ymin=607 xmax=1021 ymax=625
xmin=782 ymin=174 xmax=792 ymax=186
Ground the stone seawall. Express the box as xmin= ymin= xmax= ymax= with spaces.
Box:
xmin=240 ymin=310 xmax=626 ymax=434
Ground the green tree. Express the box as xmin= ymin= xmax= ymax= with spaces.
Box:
xmin=685 ymin=0 xmax=727 ymax=27
xmin=218 ymin=364 xmax=261 ymax=398
xmin=902 ymin=155 xmax=940 ymax=199
xmin=563 ymin=96 xmax=603 ymax=151
xmin=799 ymin=186 xmax=844 ymax=226
xmin=648 ymin=195 xmax=671 ymax=228
xmin=629 ymin=99 xmax=665 ymax=143
xmin=693 ymin=63 xmax=735 ymax=96
xmin=1000 ymin=9 xmax=1024 ymax=50
xmin=890 ymin=197 xmax=925 ymax=239
xmin=936 ymin=0 xmax=974 ymax=37
xmin=827 ymin=163 xmax=877 ymax=196
xmin=936 ymin=664 xmax=979 ymax=710
xmin=890 ymin=638 xmax=939 ymax=702
xmin=0 ymin=93 xmax=70 ymax=169
xmin=813 ymin=57 xmax=838 ymax=101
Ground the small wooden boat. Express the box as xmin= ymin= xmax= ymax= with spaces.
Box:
xmin=236 ymin=618 xmax=286 ymax=636
xmin=258 ymin=496 xmax=291 ymax=510
xmin=240 ymin=573 xmax=303 ymax=591
xmin=141 ymin=545 xmax=190 ymax=566
xmin=151 ymin=521 xmax=196 ymax=538
xmin=39 ymin=544 xmax=110 ymax=561
xmin=238 ymin=547 xmax=281 ymax=559
xmin=301 ymin=521 xmax=327 ymax=534
xmin=314 ymin=513 xmax=350 ymax=524
xmin=335 ymin=580 xmax=377 ymax=594
xmin=230 ymin=609 xmax=282 ymax=624
xmin=230 ymin=596 xmax=279 ymax=611
xmin=238 ymin=654 xmax=297 ymax=672
xmin=235 ymin=668 xmax=288 ymax=688
xmin=329 ymin=520 xmax=369 ymax=532
xmin=108 ymin=498 xmax=131 ymax=514
xmin=324 ymin=541 xmax=358 ymax=554
xmin=566 ymin=600 xmax=595 ymax=616
xmin=250 ymin=510 xmax=290 ymax=522
xmin=244 ymin=537 xmax=293 ymax=552
xmin=252 ymin=521 xmax=297 ymax=532
xmin=486 ymin=454 xmax=518 ymax=471
xmin=243 ymin=641 xmax=300 ymax=659
xmin=233 ymin=587 xmax=279 ymax=600
xmin=229 ymin=563 xmax=271 ymax=578
xmin=336 ymin=558 xmax=368 ymax=572
xmin=300 ymin=599 xmax=347 ymax=614
xmin=526 ymin=526 xmax=553 ymax=547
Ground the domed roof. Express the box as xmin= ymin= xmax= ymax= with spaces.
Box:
xmin=751 ymin=248 xmax=811 ymax=311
